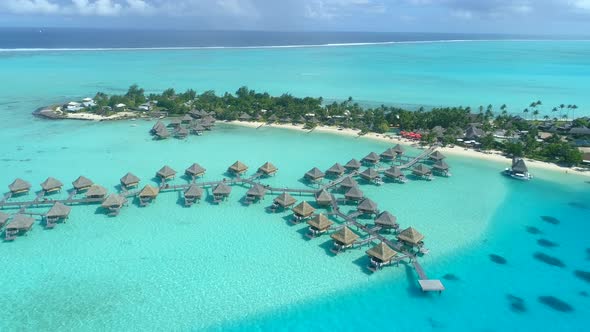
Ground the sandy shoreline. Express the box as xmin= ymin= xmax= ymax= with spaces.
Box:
xmin=228 ymin=120 xmax=590 ymax=178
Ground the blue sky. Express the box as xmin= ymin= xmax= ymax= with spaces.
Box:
xmin=1 ymin=0 xmax=590 ymax=35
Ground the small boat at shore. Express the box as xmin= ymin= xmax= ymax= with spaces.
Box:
xmin=503 ymin=158 xmax=532 ymax=180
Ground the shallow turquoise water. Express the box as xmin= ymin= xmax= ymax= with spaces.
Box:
xmin=0 ymin=42 xmax=589 ymax=331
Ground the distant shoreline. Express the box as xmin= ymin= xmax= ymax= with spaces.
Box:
xmin=227 ymin=120 xmax=590 ymax=179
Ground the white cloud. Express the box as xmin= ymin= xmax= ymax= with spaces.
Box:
xmin=304 ymin=0 xmax=386 ymax=19
xmin=2 ymin=0 xmax=155 ymax=16
xmin=570 ymin=0 xmax=590 ymax=10
xmin=4 ymin=0 xmax=60 ymax=14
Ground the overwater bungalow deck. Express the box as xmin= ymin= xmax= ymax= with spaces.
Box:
xmin=212 ymin=183 xmax=232 ymax=203
xmin=120 ymin=172 xmax=140 ymax=189
xmin=367 ymin=242 xmax=399 ymax=271
xmin=292 ymin=201 xmax=315 ymax=223
xmin=306 ymin=213 xmax=333 ymax=238
xmin=41 ymin=177 xmax=63 ymax=194
xmin=8 ymin=178 xmax=31 ymax=196
xmin=184 ymin=184 xmax=204 ymax=206
xmin=344 ymin=159 xmax=361 ymax=172
xmin=72 ymin=176 xmax=93 ymax=192
xmin=45 ymin=202 xmax=72 ymax=228
xmin=258 ymin=162 xmax=278 ymax=177
xmin=138 ymin=185 xmax=159 ymax=206
xmin=326 ymin=163 xmax=346 ymax=178
xmin=304 ymin=167 xmax=325 ymax=183
xmin=228 ymin=161 xmax=249 ymax=176
xmin=156 ymin=166 xmax=177 ymax=182
xmin=330 ymin=226 xmax=360 ymax=254
xmin=245 ymin=184 xmax=267 ymax=204
xmin=315 ymin=189 xmax=333 ymax=207
xmin=5 ymin=214 xmax=34 ymax=241
xmin=185 ymin=163 xmax=206 ymax=179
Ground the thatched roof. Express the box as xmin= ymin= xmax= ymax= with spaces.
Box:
xmin=101 ymin=194 xmax=126 ymax=208
xmin=152 ymin=120 xmax=165 ymax=132
xmin=380 ymin=148 xmax=396 ymax=160
xmin=247 ymin=184 xmax=267 ymax=197
xmin=512 ymin=158 xmax=528 ymax=173
xmin=296 ymin=115 xmax=306 ymax=123
xmin=330 ymin=226 xmax=359 ymax=245
xmin=344 ymin=158 xmax=361 ymax=170
xmin=258 ymin=162 xmax=278 ymax=175
xmin=7 ymin=214 xmax=34 ymax=230
xmin=186 ymin=163 xmax=206 ymax=177
xmin=181 ymin=114 xmax=193 ymax=122
xmin=229 ymin=161 xmax=249 ymax=174
xmin=307 ymin=213 xmax=333 ymax=231
xmin=157 ymin=165 xmax=177 ymax=179
xmin=305 ymin=167 xmax=325 ymax=181
xmin=191 ymin=124 xmax=205 ymax=132
xmin=392 ymin=144 xmax=405 ymax=155
xmin=0 ymin=212 xmax=9 ymax=225
xmin=169 ymin=119 xmax=181 ymax=126
xmin=293 ymin=201 xmax=315 ymax=217
xmin=326 ymin=163 xmax=345 ymax=175
xmin=366 ymin=242 xmax=398 ymax=262
xmin=267 ymin=114 xmax=278 ymax=122
xmin=429 ymin=151 xmax=446 ymax=161
xmin=374 ymin=211 xmax=397 ymax=228
xmin=362 ymin=152 xmax=380 ymax=163
xmin=9 ymin=178 xmax=31 ymax=193
xmin=184 ymin=184 xmax=203 ymax=198
xmin=86 ymin=185 xmax=107 ymax=198
xmin=239 ymin=112 xmax=252 ymax=121
xmin=412 ymin=164 xmax=432 ymax=176
xmin=384 ymin=167 xmax=403 ymax=179
xmin=432 ymin=160 xmax=450 ymax=171
xmin=360 ymin=168 xmax=379 ymax=180
xmin=213 ymin=183 xmax=232 ymax=195
xmin=176 ymin=127 xmax=189 ymax=137
xmin=357 ymin=198 xmax=378 ymax=213
xmin=72 ymin=176 xmax=93 ymax=190
xmin=155 ymin=127 xmax=170 ymax=138
xmin=139 ymin=185 xmax=159 ymax=198
xmin=46 ymin=202 xmax=71 ymax=218
xmin=315 ymin=189 xmax=333 ymax=205
xmin=464 ymin=124 xmax=484 ymax=140
xmin=397 ymin=227 xmax=424 ymax=245
xmin=120 ymin=172 xmax=140 ymax=186
xmin=274 ymin=192 xmax=297 ymax=207
xmin=344 ymin=186 xmax=364 ymax=200
xmin=339 ymin=176 xmax=358 ymax=189
xmin=40 ymin=177 xmax=63 ymax=191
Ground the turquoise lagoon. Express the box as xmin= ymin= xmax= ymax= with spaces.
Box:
xmin=0 ymin=41 xmax=589 ymax=331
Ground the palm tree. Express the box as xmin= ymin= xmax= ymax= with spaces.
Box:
xmin=543 ymin=115 xmax=550 ymax=121
xmin=533 ymin=110 xmax=539 ymax=121
xmin=572 ymin=105 xmax=578 ymax=120
xmin=523 ymin=108 xmax=529 ymax=120
xmin=562 ymin=114 xmax=568 ymax=122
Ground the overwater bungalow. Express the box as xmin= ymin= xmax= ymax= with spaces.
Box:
xmin=272 ymin=192 xmax=297 ymax=211
xmin=344 ymin=186 xmax=364 ymax=203
xmin=156 ymin=166 xmax=177 ymax=181
xmin=362 ymin=152 xmax=381 ymax=166
xmin=330 ymin=226 xmax=359 ymax=254
xmin=190 ymin=124 xmax=205 ymax=135
xmin=304 ymin=167 xmax=325 ymax=183
xmin=359 ymin=168 xmax=382 ymax=184
xmin=8 ymin=178 xmax=31 ymax=195
xmin=306 ymin=213 xmax=333 ymax=238
xmin=326 ymin=163 xmax=346 ymax=178
xmin=339 ymin=176 xmax=358 ymax=191
xmin=239 ymin=112 xmax=252 ymax=121
xmin=374 ymin=211 xmax=399 ymax=232
xmin=138 ymin=185 xmax=159 ymax=206
xmin=40 ymin=177 xmax=63 ymax=194
xmin=392 ymin=144 xmax=405 ymax=156
xmin=412 ymin=164 xmax=433 ymax=180
xmin=357 ymin=198 xmax=379 ymax=216
xmin=397 ymin=227 xmax=425 ymax=248
xmin=181 ymin=114 xmax=192 ymax=124
xmin=212 ymin=183 xmax=232 ymax=203
xmin=432 ymin=160 xmax=451 ymax=177
xmin=120 ymin=172 xmax=140 ymax=189
xmin=246 ymin=184 xmax=267 ymax=203
xmin=315 ymin=189 xmax=333 ymax=207
xmin=344 ymin=158 xmax=361 ymax=172
xmin=228 ymin=161 xmax=249 ymax=176
xmin=380 ymin=148 xmax=397 ymax=161
xmin=184 ymin=184 xmax=203 ymax=206
xmin=0 ymin=212 xmax=10 ymax=229
xmin=175 ymin=127 xmax=189 ymax=138
xmin=504 ymin=158 xmax=532 ymax=180
xmin=384 ymin=167 xmax=407 ymax=183
xmin=292 ymin=201 xmax=315 ymax=222
xmin=429 ymin=151 xmax=446 ymax=162
xmin=367 ymin=242 xmax=399 ymax=272
xmin=258 ymin=162 xmax=278 ymax=177
xmin=86 ymin=185 xmax=107 ymax=199
xmin=155 ymin=127 xmax=170 ymax=139
xmin=168 ymin=119 xmax=181 ymax=127
xmin=101 ymin=194 xmax=127 ymax=216
xmin=72 ymin=176 xmax=93 ymax=192
xmin=151 ymin=120 xmax=165 ymax=134
xmin=45 ymin=202 xmax=71 ymax=228
xmin=185 ymin=163 xmax=206 ymax=179
xmin=5 ymin=214 xmax=34 ymax=241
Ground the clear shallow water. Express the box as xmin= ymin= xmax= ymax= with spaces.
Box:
xmin=1 ymin=40 xmax=590 ymax=113
xmin=0 ymin=42 xmax=589 ymax=331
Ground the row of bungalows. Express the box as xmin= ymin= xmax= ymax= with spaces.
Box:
xmin=411 ymin=162 xmax=450 ymax=179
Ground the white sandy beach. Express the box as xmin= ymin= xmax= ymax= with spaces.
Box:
xmin=63 ymin=111 xmax=139 ymax=121
xmin=228 ymin=120 xmax=590 ymax=178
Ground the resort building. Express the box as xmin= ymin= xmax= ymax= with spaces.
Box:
xmin=330 ymin=226 xmax=359 ymax=253
xmin=101 ymin=194 xmax=127 ymax=216
xmin=380 ymin=148 xmax=397 ymax=161
xmin=383 ymin=167 xmax=407 ymax=183
xmin=212 ymin=183 xmax=232 ymax=203
xmin=397 ymin=227 xmax=425 ymax=248
xmin=185 ymin=163 xmax=206 ymax=178
xmin=156 ymin=166 xmax=177 ymax=182
xmin=315 ymin=189 xmax=333 ymax=206
xmin=306 ymin=213 xmax=333 ymax=238
xmin=228 ymin=161 xmax=249 ymax=175
xmin=429 ymin=151 xmax=446 ymax=162
xmin=155 ymin=127 xmax=170 ymax=139
xmin=5 ymin=214 xmax=35 ymax=241
xmin=175 ymin=127 xmax=189 ymax=138
xmin=412 ymin=164 xmax=433 ymax=180
xmin=184 ymin=185 xmax=203 ymax=206
xmin=246 ymin=184 xmax=267 ymax=203
xmin=86 ymin=185 xmax=108 ymax=199
xmin=359 ymin=168 xmax=381 ymax=184
xmin=361 ymin=152 xmax=381 ymax=166
xmin=45 ymin=202 xmax=71 ymax=228
xmin=339 ymin=176 xmax=358 ymax=191
xmin=40 ymin=177 xmax=63 ymax=194
xmin=138 ymin=185 xmax=159 ymax=206
xmin=392 ymin=144 xmax=405 ymax=156
xmin=367 ymin=242 xmax=399 ymax=272
xmin=304 ymin=167 xmax=325 ymax=182
xmin=72 ymin=176 xmax=93 ymax=192
xmin=326 ymin=163 xmax=346 ymax=178
xmin=357 ymin=198 xmax=379 ymax=215
xmin=344 ymin=186 xmax=364 ymax=203
xmin=344 ymin=158 xmax=362 ymax=172
xmin=8 ymin=178 xmax=31 ymax=195
xmin=272 ymin=192 xmax=297 ymax=211
xmin=292 ymin=201 xmax=315 ymax=222
xmin=432 ymin=160 xmax=451 ymax=177
xmin=258 ymin=162 xmax=278 ymax=177
xmin=374 ymin=211 xmax=399 ymax=232
xmin=120 ymin=172 xmax=140 ymax=189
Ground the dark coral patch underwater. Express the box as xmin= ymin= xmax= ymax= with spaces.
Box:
xmin=533 ymin=252 xmax=566 ymax=268
xmin=540 ymin=216 xmax=560 ymax=225
xmin=538 ymin=296 xmax=574 ymax=312
xmin=489 ymin=254 xmax=507 ymax=265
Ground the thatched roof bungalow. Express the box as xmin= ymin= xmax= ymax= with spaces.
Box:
xmin=429 ymin=151 xmax=446 ymax=162
xmin=326 ymin=163 xmax=346 ymax=177
xmin=258 ymin=162 xmax=278 ymax=176
xmin=307 ymin=213 xmax=333 ymax=237
xmin=273 ymin=192 xmax=297 ymax=208
xmin=156 ymin=166 xmax=177 ymax=181
xmin=315 ymin=189 xmax=332 ymax=206
xmin=292 ymin=201 xmax=315 ymax=219
xmin=120 ymin=172 xmax=140 ymax=189
xmin=359 ymin=168 xmax=380 ymax=181
xmin=339 ymin=176 xmax=358 ymax=190
xmin=374 ymin=211 xmax=398 ymax=230
xmin=5 ymin=214 xmax=34 ymax=240
xmin=367 ymin=242 xmax=398 ymax=270
xmin=397 ymin=227 xmax=425 ymax=246
xmin=384 ymin=167 xmax=405 ymax=181
xmin=246 ymin=184 xmax=267 ymax=199
xmin=344 ymin=186 xmax=364 ymax=202
xmin=228 ymin=161 xmax=249 ymax=175
xmin=8 ymin=178 xmax=31 ymax=195
xmin=304 ymin=167 xmax=325 ymax=182
xmin=86 ymin=185 xmax=108 ymax=199
xmin=412 ymin=164 xmax=433 ymax=179
xmin=380 ymin=148 xmax=397 ymax=161
xmin=357 ymin=198 xmax=379 ymax=215
xmin=362 ymin=152 xmax=380 ymax=165
xmin=40 ymin=177 xmax=63 ymax=193
xmin=72 ymin=176 xmax=93 ymax=191
xmin=185 ymin=163 xmax=206 ymax=178
xmin=344 ymin=158 xmax=362 ymax=171
xmin=330 ymin=226 xmax=359 ymax=252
